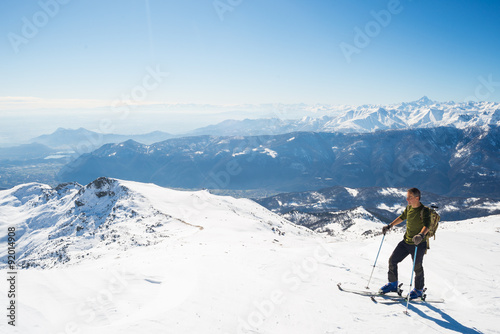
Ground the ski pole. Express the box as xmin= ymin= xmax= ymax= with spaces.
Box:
xmin=366 ymin=234 xmax=385 ymax=289
xmin=404 ymin=245 xmax=419 ymax=315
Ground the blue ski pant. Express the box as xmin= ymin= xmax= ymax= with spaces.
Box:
xmin=388 ymin=240 xmax=427 ymax=290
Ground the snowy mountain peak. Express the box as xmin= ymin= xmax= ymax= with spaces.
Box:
xmin=0 ymin=178 xmax=309 ymax=269
xmin=415 ymin=96 xmax=434 ymax=105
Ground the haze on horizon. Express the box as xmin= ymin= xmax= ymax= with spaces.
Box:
xmin=1 ymin=1 xmax=499 ymax=143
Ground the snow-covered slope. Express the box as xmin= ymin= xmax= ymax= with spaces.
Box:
xmin=0 ymin=179 xmax=499 ymax=333
xmin=0 ymin=177 xmax=307 ymax=269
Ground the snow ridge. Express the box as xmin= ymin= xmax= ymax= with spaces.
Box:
xmin=0 ymin=177 xmax=309 ymax=269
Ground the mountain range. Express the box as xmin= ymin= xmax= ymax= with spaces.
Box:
xmin=280 ymin=206 xmax=391 ymax=239
xmin=30 ymin=127 xmax=173 ymax=152
xmin=187 ymin=97 xmax=500 ymax=136
xmin=25 ymin=98 xmax=500 ymax=150
xmin=256 ymin=186 xmax=500 ymax=229
xmin=58 ymin=126 xmax=500 ymax=199
xmin=3 ymin=97 xmax=499 ymax=199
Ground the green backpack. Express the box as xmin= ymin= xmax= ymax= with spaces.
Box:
xmin=421 ymin=205 xmax=440 ymax=251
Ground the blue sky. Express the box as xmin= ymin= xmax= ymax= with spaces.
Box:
xmin=1 ymin=0 xmax=499 ymax=110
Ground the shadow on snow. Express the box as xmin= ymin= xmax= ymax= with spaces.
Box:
xmin=406 ymin=302 xmax=483 ymax=334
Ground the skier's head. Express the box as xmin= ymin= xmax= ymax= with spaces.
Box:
xmin=407 ymin=188 xmax=421 ymax=199
xmin=406 ymin=188 xmax=421 ymax=207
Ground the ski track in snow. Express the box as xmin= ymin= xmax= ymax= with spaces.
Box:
xmin=0 ymin=180 xmax=498 ymax=333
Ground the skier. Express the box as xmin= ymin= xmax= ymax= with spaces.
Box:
xmin=379 ymin=188 xmax=430 ymax=300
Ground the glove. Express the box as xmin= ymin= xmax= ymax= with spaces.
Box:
xmin=412 ymin=233 xmax=425 ymax=245
xmin=382 ymin=224 xmax=392 ymax=235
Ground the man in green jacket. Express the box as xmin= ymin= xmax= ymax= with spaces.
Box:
xmin=379 ymin=188 xmax=430 ymax=299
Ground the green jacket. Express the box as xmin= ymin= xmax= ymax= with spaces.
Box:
xmin=399 ymin=203 xmax=431 ymax=245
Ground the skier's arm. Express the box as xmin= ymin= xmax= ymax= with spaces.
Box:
xmin=388 ymin=217 xmax=403 ymax=228
xmin=382 ymin=217 xmax=403 ymax=234
xmin=419 ymin=226 xmax=429 ymax=236
xmin=417 ymin=206 xmax=431 ymax=236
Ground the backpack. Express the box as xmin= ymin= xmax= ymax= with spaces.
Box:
xmin=420 ymin=205 xmax=440 ymax=251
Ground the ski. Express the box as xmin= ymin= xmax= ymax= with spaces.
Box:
xmin=337 ymin=282 xmax=403 ymax=298
xmin=338 ymin=283 xmax=444 ymax=304
xmin=372 ymin=288 xmax=444 ymax=304
xmin=371 ymin=295 xmax=444 ymax=304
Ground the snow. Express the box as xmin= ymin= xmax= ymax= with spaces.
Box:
xmin=441 ymin=204 xmax=461 ymax=213
xmin=316 ymin=207 xmax=384 ymax=240
xmin=251 ymin=146 xmax=278 ymax=158
xmin=471 ymin=201 xmax=500 ymax=212
xmin=377 ymin=203 xmax=405 ymax=213
xmin=378 ymin=188 xmax=407 ymax=198
xmin=264 ymin=148 xmax=278 ymax=158
xmin=454 ymin=147 xmax=470 ymax=158
xmin=344 ymin=187 xmax=359 ymax=197
xmin=1 ymin=179 xmax=499 ymax=333
xmin=215 ymin=149 xmax=230 ymax=156
xmin=232 ymin=151 xmax=247 ymax=157
xmin=44 ymin=154 xmax=70 ymax=159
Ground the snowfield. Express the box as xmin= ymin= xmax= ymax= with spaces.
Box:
xmin=0 ymin=179 xmax=499 ymax=333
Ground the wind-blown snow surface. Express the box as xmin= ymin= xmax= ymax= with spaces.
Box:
xmin=0 ymin=179 xmax=499 ymax=333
